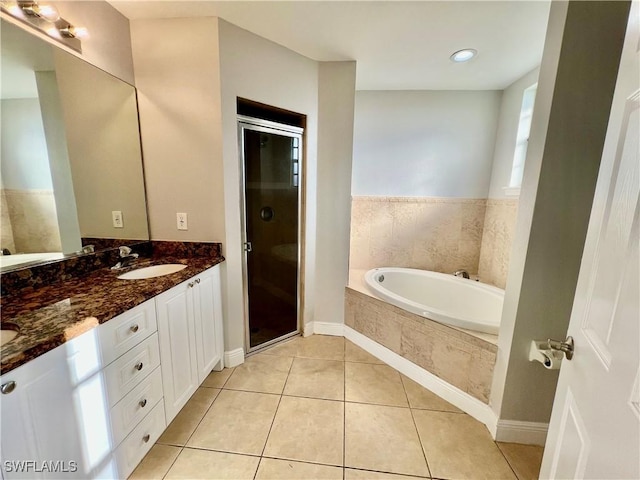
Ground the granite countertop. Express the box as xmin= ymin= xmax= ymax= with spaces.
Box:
xmin=0 ymin=254 xmax=224 ymax=375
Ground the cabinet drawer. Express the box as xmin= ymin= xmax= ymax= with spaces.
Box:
xmin=99 ymin=300 xmax=157 ymax=366
xmin=110 ymin=366 xmax=163 ymax=447
xmin=104 ymin=333 xmax=160 ymax=407
xmin=115 ymin=400 xmax=166 ymax=479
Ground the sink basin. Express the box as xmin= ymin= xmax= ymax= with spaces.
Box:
xmin=1 ymin=324 xmax=19 ymax=346
xmin=117 ymin=264 xmax=187 ymax=280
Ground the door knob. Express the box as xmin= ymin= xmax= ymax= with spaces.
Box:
xmin=547 ymin=336 xmax=574 ymax=360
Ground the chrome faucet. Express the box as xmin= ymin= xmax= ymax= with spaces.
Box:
xmin=111 ymin=246 xmax=139 ymax=270
xmin=453 ymin=269 xmax=470 ymax=279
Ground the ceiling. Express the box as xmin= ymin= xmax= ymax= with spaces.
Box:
xmin=109 ymin=0 xmax=551 ymax=91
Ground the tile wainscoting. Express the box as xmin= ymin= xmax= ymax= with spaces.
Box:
xmin=478 ymin=198 xmax=519 ymax=288
xmin=344 ymin=287 xmax=497 ymax=404
xmin=1 ymin=189 xmax=62 ymax=254
xmin=349 ymin=195 xmax=519 ymax=288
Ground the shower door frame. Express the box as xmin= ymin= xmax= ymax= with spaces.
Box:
xmin=237 ymin=115 xmax=304 ymax=354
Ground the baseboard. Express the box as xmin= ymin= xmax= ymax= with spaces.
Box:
xmin=343 ymin=326 xmax=498 ymax=433
xmin=494 ymin=419 xmax=548 ymax=446
xmin=306 ymin=321 xmax=346 ymax=337
xmin=223 ymin=348 xmax=245 ymax=368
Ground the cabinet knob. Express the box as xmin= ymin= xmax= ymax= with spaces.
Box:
xmin=139 ymin=398 xmax=147 ymax=408
xmin=188 ymin=282 xmax=195 ymax=288
xmin=142 ymin=434 xmax=150 ymax=443
xmin=195 ymin=278 xmax=201 ymax=284
xmin=135 ymin=362 xmax=144 ymax=371
xmin=130 ymin=324 xmax=140 ymax=333
xmin=1 ymin=381 xmax=16 ymax=394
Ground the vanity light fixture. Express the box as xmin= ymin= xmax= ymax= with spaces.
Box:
xmin=1 ymin=0 xmax=86 ymax=52
xmin=450 ymin=49 xmax=477 ymax=63
xmin=59 ymin=24 xmax=88 ymax=39
xmin=19 ymin=1 xmax=59 ymax=21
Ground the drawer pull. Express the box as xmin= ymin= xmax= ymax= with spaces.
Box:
xmin=188 ymin=282 xmax=195 ymax=288
xmin=139 ymin=398 xmax=147 ymax=408
xmin=1 ymin=381 xmax=16 ymax=394
xmin=195 ymin=278 xmax=201 ymax=284
xmin=142 ymin=434 xmax=150 ymax=443
xmin=135 ymin=362 xmax=144 ymax=371
xmin=130 ymin=324 xmax=140 ymax=333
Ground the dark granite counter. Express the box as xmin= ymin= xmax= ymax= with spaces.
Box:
xmin=1 ymin=243 xmax=224 ymax=375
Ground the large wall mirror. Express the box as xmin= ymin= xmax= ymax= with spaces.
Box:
xmin=0 ymin=19 xmax=149 ymax=272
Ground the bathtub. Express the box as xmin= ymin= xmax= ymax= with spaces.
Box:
xmin=364 ymin=268 xmax=504 ymax=335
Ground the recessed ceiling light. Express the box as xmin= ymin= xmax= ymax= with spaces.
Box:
xmin=450 ymin=49 xmax=477 ymax=63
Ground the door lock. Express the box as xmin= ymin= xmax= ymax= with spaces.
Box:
xmin=547 ymin=336 xmax=574 ymax=360
xmin=243 ymin=242 xmax=252 ymax=253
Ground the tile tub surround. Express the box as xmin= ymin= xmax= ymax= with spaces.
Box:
xmin=478 ymin=198 xmax=519 ymax=289
xmin=349 ymin=196 xmax=487 ymax=275
xmin=132 ymin=335 xmax=542 ymax=480
xmin=1 ymin=189 xmax=62 ymax=254
xmin=345 ymin=287 xmax=498 ymax=404
xmin=0 ymin=242 xmax=223 ymax=374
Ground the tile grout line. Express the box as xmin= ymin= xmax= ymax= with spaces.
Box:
xmin=159 ymin=445 xmax=184 ymax=480
xmin=495 ymin=441 xmax=522 ymax=480
xmin=401 ymin=375 xmax=434 ymax=479
xmin=156 ymin=367 xmax=235 ymax=479
xmin=256 ymin=352 xmax=296 ymax=467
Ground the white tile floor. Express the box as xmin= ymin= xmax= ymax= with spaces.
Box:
xmin=130 ymin=335 xmax=543 ymax=480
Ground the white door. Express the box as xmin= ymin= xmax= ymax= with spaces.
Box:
xmin=540 ymin=3 xmax=640 ymax=479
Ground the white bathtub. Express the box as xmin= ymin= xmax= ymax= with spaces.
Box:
xmin=364 ymin=268 xmax=504 ymax=335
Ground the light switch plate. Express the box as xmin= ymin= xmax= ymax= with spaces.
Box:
xmin=112 ymin=211 xmax=123 ymax=228
xmin=177 ymin=213 xmax=188 ymax=230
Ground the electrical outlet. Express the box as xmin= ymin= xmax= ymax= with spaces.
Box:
xmin=112 ymin=211 xmax=123 ymax=228
xmin=177 ymin=212 xmax=188 ymax=230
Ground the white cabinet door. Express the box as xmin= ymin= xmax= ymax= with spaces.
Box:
xmin=193 ymin=265 xmax=224 ymax=384
xmin=0 ymin=331 xmax=110 ymax=479
xmin=155 ymin=281 xmax=198 ymax=424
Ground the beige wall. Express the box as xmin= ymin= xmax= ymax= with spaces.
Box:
xmin=131 ymin=17 xmax=225 ymax=245
xmin=350 ymin=196 xmax=486 ymax=276
xmin=55 ymin=51 xmax=148 ymax=240
xmin=315 ymin=62 xmax=357 ymax=325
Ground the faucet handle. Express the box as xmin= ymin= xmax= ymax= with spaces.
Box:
xmin=119 ymin=246 xmax=132 ymax=257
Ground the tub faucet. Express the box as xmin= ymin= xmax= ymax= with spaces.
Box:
xmin=111 ymin=246 xmax=139 ymax=270
xmin=453 ymin=269 xmax=470 ymax=279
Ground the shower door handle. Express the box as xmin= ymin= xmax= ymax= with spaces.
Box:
xmin=243 ymin=242 xmax=252 ymax=253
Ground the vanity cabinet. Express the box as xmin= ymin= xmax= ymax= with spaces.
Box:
xmin=156 ymin=265 xmax=224 ymax=423
xmin=0 ymin=301 xmax=165 ymax=479
xmin=0 ymin=264 xmax=224 ymax=479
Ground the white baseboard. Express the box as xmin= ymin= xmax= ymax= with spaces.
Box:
xmin=224 ymin=348 xmax=245 ymax=368
xmin=494 ymin=419 xmax=548 ymax=446
xmin=343 ymin=326 xmax=498 ymax=433
xmin=306 ymin=321 xmax=345 ymax=337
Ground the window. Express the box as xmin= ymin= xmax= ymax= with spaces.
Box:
xmin=506 ymin=83 xmax=537 ymax=195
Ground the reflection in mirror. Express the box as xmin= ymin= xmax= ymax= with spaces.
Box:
xmin=0 ymin=20 xmax=149 ymax=272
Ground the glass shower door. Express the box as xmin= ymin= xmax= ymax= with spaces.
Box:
xmin=239 ymin=118 xmax=302 ymax=351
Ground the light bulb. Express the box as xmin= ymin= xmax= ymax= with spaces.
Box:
xmin=37 ymin=4 xmax=60 ymax=22
xmin=450 ymin=49 xmax=477 ymax=63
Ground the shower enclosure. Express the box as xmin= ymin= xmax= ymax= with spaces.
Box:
xmin=238 ymin=116 xmax=303 ymax=351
